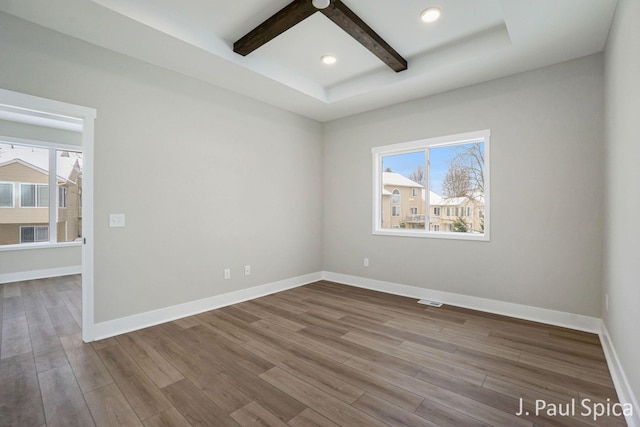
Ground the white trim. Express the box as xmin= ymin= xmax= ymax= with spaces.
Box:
xmin=600 ymin=323 xmax=640 ymax=427
xmin=0 ymin=265 xmax=81 ymax=285
xmin=321 ymin=271 xmax=601 ymax=333
xmin=81 ymin=114 xmax=95 ymax=342
xmin=90 ymin=272 xmax=323 ymax=341
xmin=0 ymin=88 xmax=97 ymax=121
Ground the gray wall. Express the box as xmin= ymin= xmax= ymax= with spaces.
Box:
xmin=0 ymin=246 xmax=80 ymax=276
xmin=323 ymin=54 xmax=605 ymax=317
xmin=0 ymin=13 xmax=323 ymax=322
xmin=604 ymin=0 xmax=640 ymax=407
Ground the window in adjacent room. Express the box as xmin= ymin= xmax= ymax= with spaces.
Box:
xmin=372 ymin=130 xmax=490 ymax=241
xmin=0 ymin=142 xmax=82 ymax=246
xmin=0 ymin=183 xmax=13 ymax=207
xmin=20 ymin=225 xmax=49 ymax=243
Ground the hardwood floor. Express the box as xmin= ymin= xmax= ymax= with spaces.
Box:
xmin=0 ymin=276 xmax=627 ymax=426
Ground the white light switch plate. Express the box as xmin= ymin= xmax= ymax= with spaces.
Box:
xmin=109 ymin=214 xmax=125 ymax=228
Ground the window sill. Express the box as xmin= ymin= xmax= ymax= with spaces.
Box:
xmin=0 ymin=241 xmax=82 ymax=252
xmin=373 ymin=229 xmax=490 ymax=241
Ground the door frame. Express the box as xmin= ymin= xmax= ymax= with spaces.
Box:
xmin=0 ymin=87 xmax=97 ymax=341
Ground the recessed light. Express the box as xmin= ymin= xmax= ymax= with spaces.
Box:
xmin=312 ymin=0 xmax=331 ymax=9
xmin=421 ymin=7 xmax=441 ymax=23
xmin=321 ymin=55 xmax=337 ymax=65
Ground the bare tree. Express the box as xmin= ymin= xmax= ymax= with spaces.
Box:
xmin=409 ymin=165 xmax=425 ymax=185
xmin=454 ymin=144 xmax=484 ymax=195
xmin=442 ymin=143 xmax=485 ymax=199
xmin=442 ymin=164 xmax=471 ymax=197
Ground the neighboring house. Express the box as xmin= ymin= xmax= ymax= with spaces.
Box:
xmin=428 ymin=194 xmax=485 ymax=233
xmin=381 ymin=172 xmax=425 ymax=229
xmin=0 ymin=153 xmax=82 ymax=245
xmin=382 ymin=172 xmax=484 ymax=232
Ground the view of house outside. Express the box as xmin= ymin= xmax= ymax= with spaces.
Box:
xmin=0 ymin=142 xmax=83 ymax=245
xmin=380 ymin=142 xmax=485 ymax=233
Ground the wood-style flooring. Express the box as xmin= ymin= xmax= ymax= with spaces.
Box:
xmin=0 ymin=276 xmax=627 ymax=426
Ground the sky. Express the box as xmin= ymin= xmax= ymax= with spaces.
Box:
xmin=0 ymin=142 xmax=83 ymax=178
xmin=382 ymin=142 xmax=483 ymax=195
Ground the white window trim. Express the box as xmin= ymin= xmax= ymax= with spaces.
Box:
xmin=0 ymin=182 xmax=14 ymax=208
xmin=19 ymin=225 xmax=50 ymax=243
xmin=372 ymin=129 xmax=490 ymax=241
xmin=19 ymin=183 xmax=49 ymax=208
xmin=391 ymin=188 xmax=400 ymax=204
xmin=59 ymin=186 xmax=68 ymax=209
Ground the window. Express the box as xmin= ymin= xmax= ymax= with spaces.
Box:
xmin=0 ymin=183 xmax=13 ymax=207
xmin=391 ymin=189 xmax=400 ymax=204
xmin=0 ymin=142 xmax=82 ymax=246
xmin=20 ymin=226 xmax=49 ymax=243
xmin=20 ymin=184 xmax=49 ymax=207
xmin=59 ymin=187 xmax=67 ymax=208
xmin=372 ymin=130 xmax=490 ymax=240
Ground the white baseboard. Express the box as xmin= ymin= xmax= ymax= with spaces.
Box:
xmin=600 ymin=323 xmax=640 ymax=427
xmin=321 ymin=271 xmax=602 ymax=333
xmin=91 ymin=272 xmax=323 ymax=341
xmin=0 ymin=265 xmax=82 ymax=284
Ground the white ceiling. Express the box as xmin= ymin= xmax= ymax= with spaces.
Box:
xmin=0 ymin=0 xmax=618 ymax=122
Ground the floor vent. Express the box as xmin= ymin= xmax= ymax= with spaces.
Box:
xmin=418 ymin=299 xmax=443 ymax=307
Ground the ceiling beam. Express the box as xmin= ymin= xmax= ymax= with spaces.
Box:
xmin=234 ymin=0 xmax=317 ymax=56
xmin=320 ymin=1 xmax=407 ymax=72
xmin=233 ymin=0 xmax=407 ymax=72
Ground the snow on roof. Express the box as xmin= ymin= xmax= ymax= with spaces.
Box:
xmin=422 ymin=189 xmax=443 ymax=205
xmin=0 ymin=144 xmax=80 ymax=182
xmin=382 ymin=172 xmax=423 ymax=188
xmin=437 ymin=195 xmax=484 ymax=206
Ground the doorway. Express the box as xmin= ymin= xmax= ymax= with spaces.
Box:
xmin=0 ymin=88 xmax=96 ymax=341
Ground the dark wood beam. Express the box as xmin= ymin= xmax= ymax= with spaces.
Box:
xmin=233 ymin=0 xmax=317 ymax=56
xmin=320 ymin=1 xmax=407 ymax=72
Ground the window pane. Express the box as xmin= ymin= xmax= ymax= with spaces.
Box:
xmin=381 ymin=151 xmax=426 ymax=230
xmin=429 ymin=142 xmax=485 ymax=234
xmin=0 ymin=143 xmax=50 ymax=245
xmin=56 ymin=150 xmax=83 ymax=242
xmin=0 ymin=183 xmax=12 ymax=207
xmin=37 ymin=185 xmax=49 ymax=207
xmin=35 ymin=226 xmax=49 ymax=242
xmin=20 ymin=227 xmax=34 ymax=243
xmin=21 ymin=184 xmax=36 ymax=207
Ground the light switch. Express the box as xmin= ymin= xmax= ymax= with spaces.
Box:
xmin=109 ymin=214 xmax=125 ymax=228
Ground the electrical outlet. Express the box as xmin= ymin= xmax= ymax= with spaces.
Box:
xmin=605 ymin=294 xmax=609 ymax=311
xmin=363 ymin=257 xmax=369 ymax=267
xmin=244 ymin=265 xmax=251 ymax=276
xmin=224 ymin=268 xmax=231 ymax=280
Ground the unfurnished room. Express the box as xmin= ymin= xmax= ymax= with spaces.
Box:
xmin=0 ymin=0 xmax=638 ymax=426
